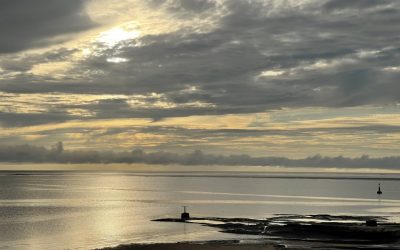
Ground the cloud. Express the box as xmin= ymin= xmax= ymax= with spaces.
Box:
xmin=0 ymin=48 xmax=78 ymax=74
xmin=0 ymin=0 xmax=399 ymax=157
xmin=2 ymin=109 xmax=400 ymax=158
xmin=323 ymin=0 xmax=392 ymax=11
xmin=2 ymin=1 xmax=400 ymax=109
xmin=1 ymin=143 xmax=400 ymax=169
xmin=173 ymin=0 xmax=216 ymax=13
xmin=0 ymin=0 xmax=95 ymax=53
xmin=0 ymin=111 xmax=71 ymax=127
xmin=154 ymin=0 xmax=217 ymax=14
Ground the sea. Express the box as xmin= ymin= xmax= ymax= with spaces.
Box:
xmin=0 ymin=168 xmax=399 ymax=249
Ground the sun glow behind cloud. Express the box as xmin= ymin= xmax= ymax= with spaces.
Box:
xmin=97 ymin=24 xmax=140 ymax=47
xmin=1 ymin=0 xmax=400 ymax=160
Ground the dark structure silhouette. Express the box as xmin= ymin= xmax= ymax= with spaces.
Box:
xmin=377 ymin=183 xmax=382 ymax=195
xmin=366 ymin=219 xmax=378 ymax=227
xmin=181 ymin=206 xmax=190 ymax=220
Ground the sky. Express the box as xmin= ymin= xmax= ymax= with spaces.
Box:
xmin=1 ymin=0 xmax=400 ymax=159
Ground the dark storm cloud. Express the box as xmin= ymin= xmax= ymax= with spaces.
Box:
xmin=0 ymin=0 xmax=94 ymax=53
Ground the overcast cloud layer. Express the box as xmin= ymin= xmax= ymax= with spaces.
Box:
xmin=0 ymin=0 xmax=400 ymax=160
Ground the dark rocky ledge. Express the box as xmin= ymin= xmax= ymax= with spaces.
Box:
xmin=154 ymin=214 xmax=400 ymax=249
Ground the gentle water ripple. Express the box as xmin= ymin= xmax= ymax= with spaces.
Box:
xmin=0 ymin=171 xmax=399 ymax=249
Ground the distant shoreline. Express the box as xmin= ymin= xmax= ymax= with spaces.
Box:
xmin=1 ymin=169 xmax=400 ymax=181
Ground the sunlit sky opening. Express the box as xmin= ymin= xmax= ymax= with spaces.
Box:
xmin=1 ymin=0 xmax=400 ymax=164
xmin=97 ymin=24 xmax=140 ymax=47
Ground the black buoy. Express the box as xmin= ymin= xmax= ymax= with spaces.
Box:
xmin=181 ymin=206 xmax=190 ymax=221
xmin=377 ymin=183 xmax=382 ymax=195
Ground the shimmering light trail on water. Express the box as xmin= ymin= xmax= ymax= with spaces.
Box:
xmin=0 ymin=171 xmax=398 ymax=249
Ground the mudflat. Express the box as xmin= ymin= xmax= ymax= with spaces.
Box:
xmin=101 ymin=242 xmax=281 ymax=250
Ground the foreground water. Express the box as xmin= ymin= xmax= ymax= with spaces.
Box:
xmin=0 ymin=170 xmax=399 ymax=249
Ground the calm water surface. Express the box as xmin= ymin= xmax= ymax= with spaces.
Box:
xmin=0 ymin=171 xmax=399 ymax=249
